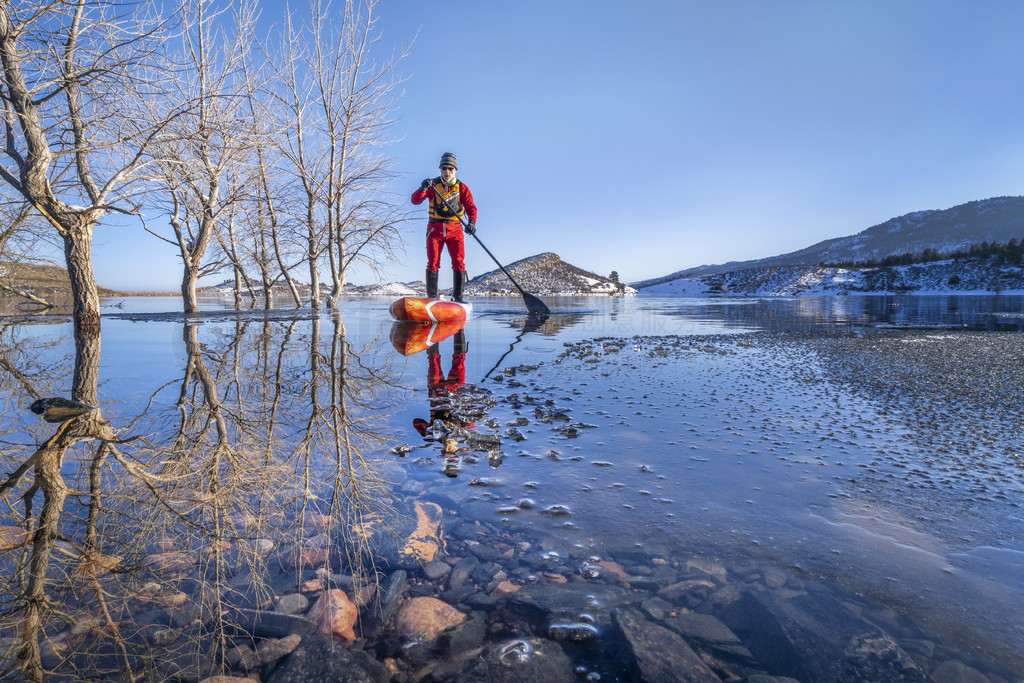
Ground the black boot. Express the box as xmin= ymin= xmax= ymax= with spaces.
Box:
xmin=453 ymin=330 xmax=468 ymax=355
xmin=452 ymin=270 xmax=466 ymax=302
xmin=426 ymin=270 xmax=438 ymax=299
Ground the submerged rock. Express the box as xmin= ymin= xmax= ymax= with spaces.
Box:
xmin=449 ymin=637 xmax=574 ymax=683
xmin=220 ymin=607 xmax=317 ymax=639
xmin=498 ymin=582 xmax=628 ymax=638
xmin=614 ymin=608 xmax=720 ymax=682
xmin=256 ymin=633 xmax=302 ymax=666
xmin=400 ymin=500 xmax=444 ymax=565
xmin=282 ymin=543 xmax=330 ymax=570
xmin=349 ymin=498 xmax=444 ymax=570
xmin=719 ymin=588 xmax=927 ymax=681
xmin=422 ymin=559 xmax=452 ymax=581
xmin=838 ymin=634 xmax=930 ymax=682
xmin=667 ymin=611 xmax=748 ymax=651
xmin=394 ymin=596 xmax=466 ymax=643
xmin=275 ymin=593 xmax=310 ymax=616
xmin=929 ymin=659 xmax=992 ymax=683
xmin=307 ymin=589 xmax=358 ymax=641
xmin=666 ymin=611 xmax=763 ymax=679
xmin=143 ymin=550 xmax=194 ymax=572
xmin=266 ymin=634 xmax=388 ymax=683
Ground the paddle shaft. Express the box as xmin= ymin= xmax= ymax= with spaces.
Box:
xmin=431 ymin=185 xmax=535 ymax=301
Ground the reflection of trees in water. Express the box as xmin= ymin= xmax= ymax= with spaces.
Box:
xmin=0 ymin=321 xmax=68 ymax=406
xmin=0 ymin=314 xmax=400 ymax=681
xmin=0 ymin=325 xmax=126 ymax=681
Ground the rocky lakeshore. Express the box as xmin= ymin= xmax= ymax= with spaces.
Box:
xmin=5 ymin=325 xmax=1023 ymax=682
xmin=23 ymin=479 xmax=1017 ymax=682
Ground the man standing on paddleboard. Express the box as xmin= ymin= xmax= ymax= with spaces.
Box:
xmin=411 ymin=152 xmax=477 ymax=302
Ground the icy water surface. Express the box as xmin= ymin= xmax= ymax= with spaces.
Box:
xmin=0 ymin=294 xmax=1021 ymax=681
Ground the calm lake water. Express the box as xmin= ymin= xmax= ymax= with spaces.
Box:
xmin=1 ymin=293 xmax=1022 ymax=681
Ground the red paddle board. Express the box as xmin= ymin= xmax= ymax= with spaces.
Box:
xmin=390 ymin=297 xmax=472 ymax=323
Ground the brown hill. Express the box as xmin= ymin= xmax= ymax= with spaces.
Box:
xmin=467 ymin=252 xmax=635 ymax=295
xmin=0 ymin=261 xmax=119 ymax=296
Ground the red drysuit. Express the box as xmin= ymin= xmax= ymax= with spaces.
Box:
xmin=411 ymin=179 xmax=478 ymax=271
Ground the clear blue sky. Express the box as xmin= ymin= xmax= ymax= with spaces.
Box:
xmin=94 ymin=0 xmax=1024 ymax=291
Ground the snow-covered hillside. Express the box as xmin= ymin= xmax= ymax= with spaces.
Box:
xmin=466 ymin=252 xmax=636 ymax=296
xmin=351 ymin=282 xmax=420 ymax=297
xmin=465 ymin=252 xmax=635 ymax=296
xmin=643 ymin=256 xmax=1024 ymax=296
xmin=638 ymin=195 xmax=1024 ymax=287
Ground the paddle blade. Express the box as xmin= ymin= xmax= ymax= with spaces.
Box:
xmin=523 ymin=292 xmax=550 ymax=316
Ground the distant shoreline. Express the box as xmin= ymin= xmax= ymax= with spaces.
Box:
xmin=102 ymin=291 xmax=180 ymax=297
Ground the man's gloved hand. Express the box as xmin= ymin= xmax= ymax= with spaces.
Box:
xmin=465 ymin=220 xmax=476 ymax=235
xmin=419 ymin=178 xmax=432 ymax=191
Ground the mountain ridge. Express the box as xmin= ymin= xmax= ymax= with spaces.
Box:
xmin=635 ymin=196 xmax=1024 ymax=289
xmin=643 ymin=255 xmax=1024 ymax=297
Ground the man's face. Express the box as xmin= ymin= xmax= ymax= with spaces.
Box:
xmin=440 ymin=165 xmax=456 ymax=182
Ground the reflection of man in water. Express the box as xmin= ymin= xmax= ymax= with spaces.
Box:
xmin=412 ymin=329 xmax=504 ymax=477
xmin=414 ymin=329 xmax=471 ymax=477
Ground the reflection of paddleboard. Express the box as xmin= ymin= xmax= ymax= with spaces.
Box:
xmin=390 ymin=319 xmax=466 ymax=356
xmin=390 ymin=297 xmax=472 ymax=323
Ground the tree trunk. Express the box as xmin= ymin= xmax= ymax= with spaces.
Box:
xmin=62 ymin=221 xmax=101 ymax=335
xmin=72 ymin=320 xmax=102 ymax=408
xmin=327 ymin=227 xmax=342 ymax=308
xmin=308 ymin=256 xmax=321 ymax=310
xmin=233 ymin=267 xmax=243 ymax=309
xmin=15 ymin=326 xmax=107 ymax=682
xmin=261 ymin=274 xmax=274 ymax=310
xmin=271 ymin=228 xmax=302 ymax=308
xmin=336 ymin=238 xmax=347 ymax=293
xmin=17 ymin=445 xmax=68 ymax=683
xmin=182 ymin=265 xmax=199 ymax=314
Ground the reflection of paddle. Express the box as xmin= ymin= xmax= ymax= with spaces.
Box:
xmin=482 ymin=313 xmax=549 ymax=379
xmin=432 ymin=188 xmax=550 ymax=316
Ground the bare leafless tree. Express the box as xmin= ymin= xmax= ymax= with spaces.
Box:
xmin=238 ymin=54 xmax=305 ymax=309
xmin=274 ymin=9 xmax=330 ymax=309
xmin=143 ymin=1 xmax=262 ymax=313
xmin=0 ymin=191 xmax=60 ymax=306
xmin=0 ymin=0 xmax=177 ymax=334
xmin=214 ymin=173 xmax=260 ymax=308
xmin=233 ymin=186 xmax=282 ymax=309
xmin=273 ymin=0 xmax=409 ymax=309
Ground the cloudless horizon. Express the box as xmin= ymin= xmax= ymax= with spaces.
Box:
xmin=92 ymin=0 xmax=1024 ymax=292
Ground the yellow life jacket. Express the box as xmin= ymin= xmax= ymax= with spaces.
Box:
xmin=428 ymin=180 xmax=464 ymax=223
